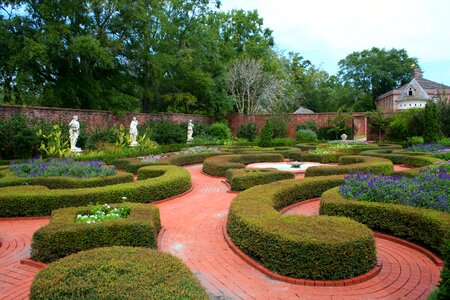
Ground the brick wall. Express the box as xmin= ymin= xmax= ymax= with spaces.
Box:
xmin=227 ymin=113 xmax=368 ymax=138
xmin=0 ymin=105 xmax=214 ymax=132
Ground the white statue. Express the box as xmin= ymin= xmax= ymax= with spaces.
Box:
xmin=129 ymin=116 xmax=139 ymax=147
xmin=69 ymin=115 xmax=82 ymax=151
xmin=341 ymin=133 xmax=348 ymax=141
xmin=187 ymin=119 xmax=194 ymax=142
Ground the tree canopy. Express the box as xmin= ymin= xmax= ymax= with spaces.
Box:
xmin=338 ymin=47 xmax=419 ymax=110
xmin=0 ymin=2 xmax=423 ymax=116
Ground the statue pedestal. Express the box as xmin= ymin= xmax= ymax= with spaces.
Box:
xmin=130 ymin=142 xmax=139 ymax=147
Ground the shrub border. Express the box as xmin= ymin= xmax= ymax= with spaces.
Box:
xmin=30 ymin=202 xmax=161 ymax=263
xmin=226 ymin=168 xmax=294 ymax=191
xmin=0 ymin=165 xmax=191 ymax=217
xmin=320 ymin=187 xmax=450 ymax=256
xmin=227 ymin=175 xmax=377 ymax=280
xmin=305 ymin=155 xmax=393 ymax=177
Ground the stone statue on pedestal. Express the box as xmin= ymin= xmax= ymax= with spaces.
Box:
xmin=130 ymin=116 xmax=139 ymax=147
xmin=187 ymin=120 xmax=194 ymax=143
xmin=69 ymin=115 xmax=82 ymax=152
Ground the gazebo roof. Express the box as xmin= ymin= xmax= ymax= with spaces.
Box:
xmin=293 ymin=107 xmax=314 ymax=114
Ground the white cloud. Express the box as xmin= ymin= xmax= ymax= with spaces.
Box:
xmin=219 ymin=0 xmax=450 ymax=82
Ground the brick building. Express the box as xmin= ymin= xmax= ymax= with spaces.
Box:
xmin=376 ymin=68 xmax=450 ymax=112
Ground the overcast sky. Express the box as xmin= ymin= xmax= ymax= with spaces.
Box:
xmin=219 ymin=0 xmax=450 ymax=84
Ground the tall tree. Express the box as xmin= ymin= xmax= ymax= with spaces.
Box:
xmin=338 ymin=47 xmax=419 ymax=110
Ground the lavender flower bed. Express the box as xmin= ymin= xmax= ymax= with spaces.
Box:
xmin=405 ymin=143 xmax=449 ymax=153
xmin=340 ymin=164 xmax=450 ymax=213
xmin=10 ymin=158 xmax=116 ymax=178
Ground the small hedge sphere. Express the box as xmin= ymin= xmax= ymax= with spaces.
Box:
xmin=30 ymin=247 xmax=209 ymax=300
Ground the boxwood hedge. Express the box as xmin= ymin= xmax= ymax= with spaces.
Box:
xmin=31 ymin=203 xmax=160 ymax=263
xmin=227 ymin=176 xmax=377 ymax=280
xmin=359 ymin=148 xmax=428 ymax=164
xmin=202 ymin=153 xmax=284 ymax=177
xmin=0 ymin=165 xmax=191 ymax=217
xmin=320 ymin=187 xmax=450 ymax=256
xmin=0 ymin=168 xmax=133 ymax=189
xmin=112 ymin=152 xmax=224 ymax=174
xmin=30 ymin=247 xmax=209 ymax=300
xmin=305 ymin=155 xmax=393 ymax=177
xmin=284 ymin=150 xmax=343 ymax=163
xmin=226 ymin=168 xmax=294 ymax=191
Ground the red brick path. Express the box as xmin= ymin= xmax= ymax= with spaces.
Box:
xmin=0 ymin=218 xmax=49 ymax=300
xmin=0 ymin=163 xmax=441 ymax=299
xmin=157 ymin=165 xmax=441 ymax=299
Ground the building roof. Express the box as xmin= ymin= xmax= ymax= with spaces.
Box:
xmin=293 ymin=107 xmax=314 ymax=114
xmin=397 ymin=78 xmax=431 ymax=102
xmin=398 ymin=77 xmax=450 ymax=91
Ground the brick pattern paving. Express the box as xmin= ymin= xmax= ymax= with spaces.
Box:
xmin=0 ymin=163 xmax=441 ymax=299
xmin=0 ymin=218 xmax=49 ymax=300
xmin=157 ymin=165 xmax=441 ymax=299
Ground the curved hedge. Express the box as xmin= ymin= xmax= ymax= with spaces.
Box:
xmin=202 ymin=153 xmax=284 ymax=177
xmin=0 ymin=165 xmax=191 ymax=217
xmin=295 ymin=143 xmax=318 ymax=150
xmin=0 ymin=168 xmax=133 ymax=189
xmin=226 ymin=168 xmax=294 ymax=191
xmin=284 ymin=150 xmax=343 ymax=163
xmin=305 ymin=155 xmax=393 ymax=177
xmin=31 ymin=203 xmax=160 ymax=263
xmin=320 ymin=187 xmax=450 ymax=256
xmin=112 ymin=152 xmax=224 ymax=174
xmin=30 ymin=247 xmax=209 ymax=300
xmin=227 ymin=176 xmax=377 ymax=280
xmin=360 ymin=148 xmax=428 ymax=164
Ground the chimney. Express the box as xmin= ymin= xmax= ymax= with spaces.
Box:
xmin=412 ymin=68 xmax=422 ymax=79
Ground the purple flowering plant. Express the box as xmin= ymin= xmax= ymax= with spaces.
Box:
xmin=340 ymin=163 xmax=450 ymax=213
xmin=10 ymin=158 xmax=116 ymax=178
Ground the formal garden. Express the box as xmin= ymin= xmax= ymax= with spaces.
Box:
xmin=1 ymin=1 xmax=450 ymax=299
xmin=0 ymin=105 xmax=448 ymax=300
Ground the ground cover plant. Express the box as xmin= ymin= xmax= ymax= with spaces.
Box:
xmin=10 ymin=158 xmax=116 ymax=178
xmin=76 ymin=203 xmax=130 ymax=223
xmin=340 ymin=163 xmax=450 ymax=213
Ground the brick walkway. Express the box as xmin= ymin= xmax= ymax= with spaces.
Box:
xmin=0 ymin=163 xmax=441 ymax=299
xmin=0 ymin=218 xmax=49 ymax=300
xmin=157 ymin=165 xmax=441 ymax=299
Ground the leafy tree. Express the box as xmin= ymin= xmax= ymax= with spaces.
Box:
xmin=423 ymin=101 xmax=442 ymax=143
xmin=367 ymin=109 xmax=391 ymax=141
xmin=258 ymin=119 xmax=273 ymax=147
xmin=338 ymin=47 xmax=419 ymax=110
xmin=327 ymin=109 xmax=352 ymax=139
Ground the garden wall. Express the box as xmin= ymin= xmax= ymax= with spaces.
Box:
xmin=227 ymin=113 xmax=368 ymax=139
xmin=0 ymin=105 xmax=371 ymax=139
xmin=0 ymin=105 xmax=214 ymax=132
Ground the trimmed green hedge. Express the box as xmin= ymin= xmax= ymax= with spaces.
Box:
xmin=305 ymin=155 xmax=393 ymax=177
xmin=30 ymin=247 xmax=209 ymax=300
xmin=0 ymin=165 xmax=191 ymax=217
xmin=436 ymin=241 xmax=450 ymax=299
xmin=31 ymin=203 xmax=160 ymax=263
xmin=284 ymin=150 xmax=343 ymax=163
xmin=112 ymin=152 xmax=223 ymax=174
xmin=320 ymin=187 xmax=450 ymax=256
xmin=359 ymin=148 xmax=428 ymax=164
xmin=202 ymin=153 xmax=284 ymax=177
xmin=403 ymin=155 xmax=444 ymax=167
xmin=226 ymin=168 xmax=294 ymax=191
xmin=294 ymin=143 xmax=317 ymax=150
xmin=227 ymin=176 xmax=377 ymax=280
xmin=0 ymin=168 xmax=133 ymax=189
